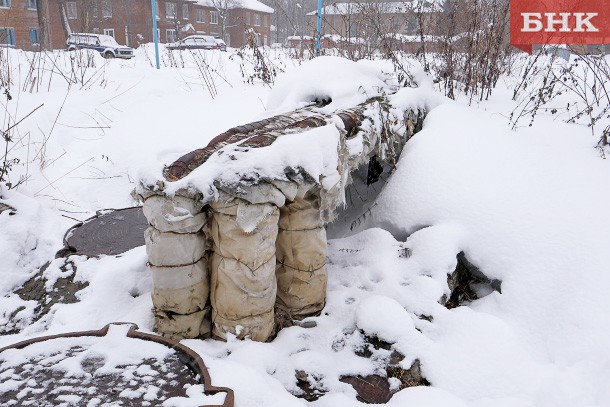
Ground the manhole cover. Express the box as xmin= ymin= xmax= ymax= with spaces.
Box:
xmin=61 ymin=207 xmax=148 ymax=257
xmin=0 ymin=323 xmax=233 ymax=406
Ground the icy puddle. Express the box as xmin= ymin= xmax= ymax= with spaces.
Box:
xmin=0 ymin=324 xmax=229 ymax=406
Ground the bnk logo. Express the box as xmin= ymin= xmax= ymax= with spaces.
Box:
xmin=510 ymin=0 xmax=610 ymax=53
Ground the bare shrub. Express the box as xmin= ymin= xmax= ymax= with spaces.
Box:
xmin=1 ymin=95 xmax=44 ymax=193
xmin=232 ymin=31 xmax=284 ymax=86
xmin=511 ymin=49 xmax=610 ymax=157
xmin=424 ymin=0 xmax=512 ymax=101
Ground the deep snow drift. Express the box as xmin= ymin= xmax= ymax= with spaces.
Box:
xmin=1 ymin=47 xmax=610 ymax=407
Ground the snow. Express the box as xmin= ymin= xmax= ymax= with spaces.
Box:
xmin=195 ymin=0 xmax=273 ymax=13
xmin=355 ymin=295 xmax=416 ymax=343
xmin=2 ymin=45 xmax=610 ymax=407
xmin=268 ymin=56 xmax=397 ymax=113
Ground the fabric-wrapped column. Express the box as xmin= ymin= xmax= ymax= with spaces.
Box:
xmin=143 ymin=194 xmax=211 ymax=340
xmin=209 ymin=197 xmax=279 ymax=341
xmin=275 ymin=193 xmax=327 ymax=320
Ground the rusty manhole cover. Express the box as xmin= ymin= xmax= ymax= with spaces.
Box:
xmin=0 ymin=323 xmax=233 ymax=406
xmin=60 ymin=207 xmax=148 ymax=257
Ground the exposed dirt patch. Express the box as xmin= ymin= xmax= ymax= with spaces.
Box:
xmin=0 ymin=202 xmax=16 ymax=215
xmin=294 ymin=333 xmax=429 ymax=404
xmin=340 ymin=374 xmax=392 ymax=404
xmin=1 ymin=260 xmax=88 ymax=335
xmin=445 ymin=251 xmax=502 ymax=309
xmin=295 ymin=370 xmax=327 ymax=402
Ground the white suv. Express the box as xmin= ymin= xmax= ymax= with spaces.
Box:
xmin=66 ymin=33 xmax=134 ymax=59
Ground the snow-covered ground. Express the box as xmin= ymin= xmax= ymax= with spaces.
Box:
xmin=1 ymin=46 xmax=610 ymax=406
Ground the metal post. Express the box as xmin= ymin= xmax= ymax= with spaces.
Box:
xmin=316 ymin=0 xmax=322 ymax=56
xmin=151 ymin=0 xmax=160 ymax=69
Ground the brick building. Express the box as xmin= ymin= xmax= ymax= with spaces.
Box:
xmin=0 ymin=0 xmax=41 ymax=50
xmin=1 ymin=0 xmax=272 ymax=50
xmin=45 ymin=0 xmax=272 ymax=49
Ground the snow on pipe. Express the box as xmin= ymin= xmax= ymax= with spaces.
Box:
xmin=139 ymin=97 xmax=427 ymax=341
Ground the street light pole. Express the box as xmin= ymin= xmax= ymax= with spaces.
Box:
xmin=151 ymin=0 xmax=160 ymax=69
xmin=316 ymin=0 xmax=322 ymax=56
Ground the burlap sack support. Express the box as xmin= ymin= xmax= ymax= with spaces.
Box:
xmin=209 ymin=197 xmax=279 ymax=341
xmin=154 ymin=308 xmax=211 ymax=341
xmin=275 ymin=193 xmax=328 ymax=320
xmin=143 ymin=194 xmax=211 ymax=339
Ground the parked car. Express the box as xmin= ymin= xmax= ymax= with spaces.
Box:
xmin=166 ymin=35 xmax=219 ymax=51
xmin=214 ymin=38 xmax=227 ymax=52
xmin=66 ymin=33 xmax=134 ymax=59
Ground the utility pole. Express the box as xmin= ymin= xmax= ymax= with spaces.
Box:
xmin=151 ymin=0 xmax=160 ymax=69
xmin=316 ymin=0 xmax=322 ymax=56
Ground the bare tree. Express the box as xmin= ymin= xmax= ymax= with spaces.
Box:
xmin=209 ymin=0 xmax=237 ymax=41
xmin=57 ymin=0 xmax=73 ymax=38
xmin=35 ymin=0 xmax=52 ymax=50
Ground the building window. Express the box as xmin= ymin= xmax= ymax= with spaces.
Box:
xmin=349 ymin=23 xmax=358 ymax=37
xmin=26 ymin=0 xmax=36 ymax=9
xmin=245 ymin=12 xmax=250 ymax=25
xmin=210 ymin=10 xmax=218 ymax=24
xmin=254 ymin=14 xmax=260 ymax=26
xmin=263 ymin=15 xmax=267 ymax=27
xmin=0 ymin=0 xmax=10 ymax=9
xmin=182 ymin=3 xmax=188 ymax=19
xmin=102 ymin=0 xmax=112 ymax=18
xmin=263 ymin=35 xmax=267 ymax=46
xmin=29 ymin=28 xmax=39 ymax=44
xmin=166 ymin=2 xmax=176 ymax=19
xmin=404 ymin=17 xmax=417 ymax=35
xmin=104 ymin=28 xmax=115 ymax=38
xmin=166 ymin=29 xmax=177 ymax=42
xmin=196 ymin=9 xmax=204 ymax=22
xmin=66 ymin=1 xmax=77 ymax=19
xmin=155 ymin=1 xmax=159 ymax=18
xmin=0 ymin=27 xmax=15 ymax=46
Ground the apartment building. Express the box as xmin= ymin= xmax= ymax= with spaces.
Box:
xmin=1 ymin=0 xmax=272 ymax=50
xmin=0 ymin=0 xmax=41 ymax=50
